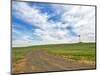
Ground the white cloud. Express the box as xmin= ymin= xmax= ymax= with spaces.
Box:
xmin=13 ymin=1 xmax=49 ymax=28
xmin=60 ymin=5 xmax=95 ymax=42
xmin=12 ymin=1 xmax=95 ymax=47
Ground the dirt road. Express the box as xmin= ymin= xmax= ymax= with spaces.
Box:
xmin=12 ymin=50 xmax=95 ymax=74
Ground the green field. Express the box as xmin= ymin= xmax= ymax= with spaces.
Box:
xmin=12 ymin=43 xmax=96 ymax=64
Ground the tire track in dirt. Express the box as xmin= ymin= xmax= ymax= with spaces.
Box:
xmin=12 ymin=50 xmax=95 ymax=74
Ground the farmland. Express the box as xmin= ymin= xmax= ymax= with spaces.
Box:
xmin=12 ymin=42 xmax=96 ymax=74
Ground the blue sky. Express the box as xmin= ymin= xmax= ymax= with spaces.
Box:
xmin=12 ymin=1 xmax=95 ymax=47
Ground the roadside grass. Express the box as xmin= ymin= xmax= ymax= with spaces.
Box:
xmin=12 ymin=47 xmax=28 ymax=63
xmin=12 ymin=47 xmax=36 ymax=64
xmin=43 ymin=43 xmax=96 ymax=64
xmin=12 ymin=43 xmax=96 ymax=65
xmin=12 ymin=46 xmax=45 ymax=64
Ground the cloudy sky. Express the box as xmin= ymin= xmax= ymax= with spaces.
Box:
xmin=12 ymin=1 xmax=95 ymax=47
